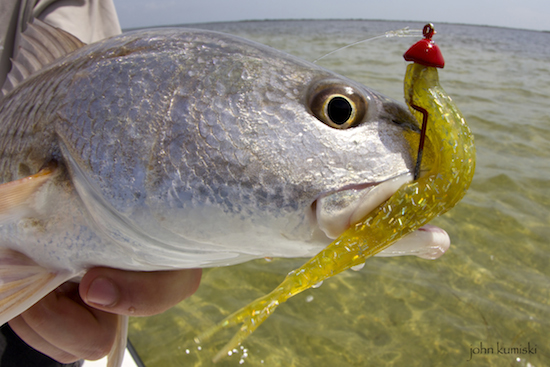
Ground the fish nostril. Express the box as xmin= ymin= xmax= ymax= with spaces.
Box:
xmin=310 ymin=199 xmax=317 ymax=214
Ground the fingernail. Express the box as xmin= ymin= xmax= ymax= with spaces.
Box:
xmin=86 ymin=277 xmax=119 ymax=307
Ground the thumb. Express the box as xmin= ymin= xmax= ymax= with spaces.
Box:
xmin=79 ymin=267 xmax=202 ymax=316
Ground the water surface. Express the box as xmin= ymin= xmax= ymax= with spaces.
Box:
xmin=128 ymin=20 xmax=550 ymax=366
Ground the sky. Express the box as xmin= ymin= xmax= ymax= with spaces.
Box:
xmin=113 ymin=0 xmax=550 ymax=32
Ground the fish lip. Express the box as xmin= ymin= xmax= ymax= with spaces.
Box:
xmin=312 ymin=173 xmax=413 ymax=239
xmin=376 ymin=224 xmax=450 ymax=260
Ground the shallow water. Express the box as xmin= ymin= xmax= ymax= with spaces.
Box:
xmin=128 ymin=20 xmax=550 ymax=366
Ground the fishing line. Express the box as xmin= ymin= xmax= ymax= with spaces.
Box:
xmin=313 ymin=27 xmax=423 ymax=63
xmin=127 ymin=338 xmax=147 ymax=367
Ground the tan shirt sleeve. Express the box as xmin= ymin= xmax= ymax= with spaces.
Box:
xmin=0 ymin=0 xmax=122 ymax=89
xmin=37 ymin=0 xmax=121 ymax=44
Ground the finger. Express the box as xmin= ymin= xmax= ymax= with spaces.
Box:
xmin=80 ymin=268 xmax=202 ymax=316
xmin=9 ymin=315 xmax=79 ymax=363
xmin=10 ymin=283 xmax=119 ymax=362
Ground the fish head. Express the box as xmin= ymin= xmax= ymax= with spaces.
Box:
xmin=139 ymin=30 xmax=420 ymax=257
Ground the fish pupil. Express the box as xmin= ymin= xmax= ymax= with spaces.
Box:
xmin=327 ymin=96 xmax=353 ymax=125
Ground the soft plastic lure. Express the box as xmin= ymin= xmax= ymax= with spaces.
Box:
xmin=197 ymin=24 xmax=476 ymax=362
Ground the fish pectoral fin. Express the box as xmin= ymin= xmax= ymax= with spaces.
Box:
xmin=0 ymin=247 xmax=127 ymax=367
xmin=0 ymin=164 xmax=58 ymax=222
xmin=106 ymin=315 xmax=129 ymax=367
xmin=0 ymin=248 xmax=74 ymax=325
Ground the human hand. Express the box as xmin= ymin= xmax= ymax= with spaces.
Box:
xmin=8 ymin=267 xmax=202 ymax=363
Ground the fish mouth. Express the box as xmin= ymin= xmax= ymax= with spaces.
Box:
xmin=312 ymin=173 xmax=450 ymax=260
xmin=313 ymin=173 xmax=413 ymax=239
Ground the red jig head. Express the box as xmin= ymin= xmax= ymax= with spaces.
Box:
xmin=403 ymin=23 xmax=446 ymax=180
xmin=404 ymin=23 xmax=445 ymax=68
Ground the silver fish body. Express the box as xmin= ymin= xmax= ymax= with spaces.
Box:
xmin=0 ymin=28 xmax=419 ymax=273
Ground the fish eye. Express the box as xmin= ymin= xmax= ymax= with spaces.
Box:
xmin=307 ymin=81 xmax=368 ymax=129
xmin=326 ymin=96 xmax=353 ymax=125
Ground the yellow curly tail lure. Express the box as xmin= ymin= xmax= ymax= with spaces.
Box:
xmin=197 ymin=24 xmax=476 ymax=362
